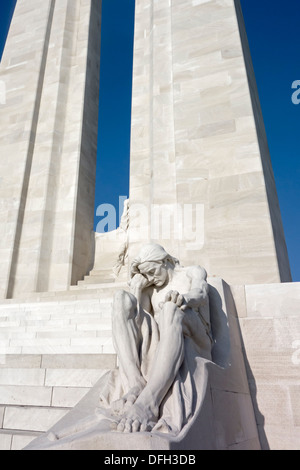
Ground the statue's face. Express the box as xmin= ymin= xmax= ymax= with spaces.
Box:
xmin=138 ymin=261 xmax=168 ymax=287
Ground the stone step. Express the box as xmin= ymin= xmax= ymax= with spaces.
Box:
xmin=0 ymin=353 xmax=117 ymax=370
xmin=0 ymin=316 xmax=113 ymax=328
xmin=0 ymin=286 xmax=119 ymax=447
xmin=0 ymin=373 xmax=108 ymax=410
xmin=0 ymin=385 xmax=93 ymax=408
xmin=0 ymin=367 xmax=110 ymax=408
xmin=0 ymin=282 xmax=128 ymax=304
xmin=0 ymin=342 xmax=115 ymax=355
xmin=0 ymin=353 xmax=118 ymax=450
xmin=70 ymin=281 xmax=128 ymax=291
xmin=0 ymin=368 xmax=108 ymax=388
xmin=0 ymin=294 xmax=115 ymax=355
xmin=89 ymin=268 xmax=118 ymax=276
xmin=2 ymin=405 xmax=70 ymax=433
xmin=83 ymin=269 xmax=117 ymax=278
xmin=0 ymin=399 xmax=113 ymax=449
xmin=0 ymin=336 xmax=115 ymax=356
xmin=0 ymin=329 xmax=113 ymax=340
xmin=0 ymin=319 xmax=111 ymax=329
xmin=84 ymin=269 xmax=128 ymax=284
xmin=79 ymin=277 xmax=115 ymax=285
xmin=80 ymin=269 xmax=119 ymax=283
xmin=0 ymin=429 xmax=42 ymax=451
xmin=0 ymin=299 xmax=113 ymax=314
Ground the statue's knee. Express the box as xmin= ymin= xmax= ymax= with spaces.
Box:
xmin=113 ymin=289 xmax=127 ymax=304
xmin=113 ymin=290 xmax=137 ymax=321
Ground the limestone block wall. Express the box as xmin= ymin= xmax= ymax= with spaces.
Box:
xmin=128 ymin=0 xmax=291 ymax=285
xmin=0 ymin=0 xmax=101 ymax=299
xmin=232 ymin=282 xmax=300 ymax=450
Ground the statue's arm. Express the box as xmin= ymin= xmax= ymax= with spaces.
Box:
xmin=129 ymin=273 xmax=153 ymax=313
xmin=182 ymin=266 xmax=209 ymax=309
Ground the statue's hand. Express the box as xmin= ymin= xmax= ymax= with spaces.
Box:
xmin=162 ymin=290 xmax=187 ymax=309
xmin=129 ymin=273 xmax=152 ymax=294
xmin=111 ymin=384 xmax=146 ymax=416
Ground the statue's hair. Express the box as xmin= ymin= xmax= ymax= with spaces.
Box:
xmin=130 ymin=243 xmax=179 ymax=278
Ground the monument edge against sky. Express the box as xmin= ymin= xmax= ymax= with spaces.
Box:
xmin=128 ymin=0 xmax=291 ymax=286
xmin=0 ymin=0 xmax=101 ymax=299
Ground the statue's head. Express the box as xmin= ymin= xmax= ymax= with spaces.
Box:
xmin=130 ymin=243 xmax=179 ymax=287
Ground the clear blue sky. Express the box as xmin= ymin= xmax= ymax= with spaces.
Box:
xmin=0 ymin=0 xmax=299 ymax=282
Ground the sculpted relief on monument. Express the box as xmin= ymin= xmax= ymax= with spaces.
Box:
xmin=25 ymin=241 xmax=261 ymax=451
xmin=28 ymin=243 xmax=216 ymax=448
xmin=106 ymin=243 xmax=212 ymax=434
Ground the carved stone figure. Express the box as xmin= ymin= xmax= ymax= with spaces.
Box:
xmin=30 ymin=243 xmax=214 ymax=447
xmin=109 ymin=243 xmax=212 ymax=433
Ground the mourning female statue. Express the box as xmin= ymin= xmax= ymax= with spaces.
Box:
xmin=109 ymin=243 xmax=213 ymax=434
xmin=39 ymin=243 xmax=213 ymax=446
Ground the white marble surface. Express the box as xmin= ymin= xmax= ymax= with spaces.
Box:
xmin=0 ymin=0 xmax=101 ymax=299
xmin=231 ymin=281 xmax=300 ymax=450
xmin=129 ymin=0 xmax=291 ymax=285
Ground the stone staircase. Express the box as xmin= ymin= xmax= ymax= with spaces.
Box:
xmin=75 ymin=265 xmax=129 ymax=288
xmin=0 ymin=281 xmax=125 ymax=450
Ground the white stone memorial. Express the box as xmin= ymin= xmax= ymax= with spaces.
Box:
xmin=0 ymin=0 xmax=299 ymax=451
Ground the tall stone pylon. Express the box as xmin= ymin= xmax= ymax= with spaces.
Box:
xmin=129 ymin=0 xmax=292 ymax=285
xmin=0 ymin=0 xmax=292 ymax=298
xmin=0 ymin=0 xmax=101 ymax=298
xmin=0 ymin=1 xmax=298 ymax=452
